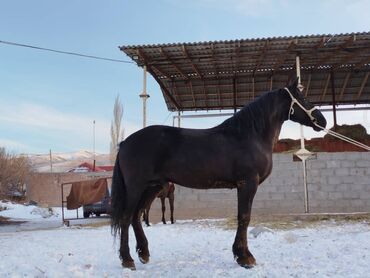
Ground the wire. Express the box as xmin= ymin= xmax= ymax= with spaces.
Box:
xmin=0 ymin=39 xmax=135 ymax=64
xmin=161 ymin=111 xmax=173 ymax=124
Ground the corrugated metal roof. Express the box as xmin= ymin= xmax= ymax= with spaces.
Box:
xmin=120 ymin=32 xmax=370 ymax=112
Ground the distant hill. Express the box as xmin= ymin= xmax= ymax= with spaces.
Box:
xmin=27 ymin=150 xmax=112 ymax=173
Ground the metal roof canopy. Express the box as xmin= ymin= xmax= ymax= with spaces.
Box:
xmin=120 ymin=32 xmax=370 ymax=112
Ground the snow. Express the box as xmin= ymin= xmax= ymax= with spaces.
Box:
xmin=0 ymin=200 xmax=79 ymax=220
xmin=1 ymin=202 xmax=370 ymax=277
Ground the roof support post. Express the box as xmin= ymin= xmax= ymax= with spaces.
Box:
xmin=296 ymin=54 xmax=310 ymax=214
xmin=296 ymin=55 xmax=302 ymax=86
xmin=330 ymin=70 xmax=338 ymax=131
xmin=233 ymin=77 xmax=237 ymax=114
xmin=177 ymin=111 xmax=181 ymax=127
xmin=139 ymin=65 xmax=150 ymax=128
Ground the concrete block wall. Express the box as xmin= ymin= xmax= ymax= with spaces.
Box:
xmin=306 ymin=152 xmax=370 ymax=212
xmin=149 ymin=152 xmax=370 ymax=221
xmin=26 ymin=152 xmax=370 ymax=222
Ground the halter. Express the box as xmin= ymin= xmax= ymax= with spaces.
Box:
xmin=284 ymin=87 xmax=317 ymax=123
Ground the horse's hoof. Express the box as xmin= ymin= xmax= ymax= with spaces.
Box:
xmin=139 ymin=254 xmax=150 ymax=264
xmin=137 ymin=248 xmax=150 ymax=264
xmin=122 ymin=260 xmax=136 ymax=270
xmin=236 ymin=256 xmax=256 ymax=269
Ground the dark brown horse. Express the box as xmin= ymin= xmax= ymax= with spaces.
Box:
xmin=142 ymin=182 xmax=175 ymax=226
xmin=111 ymin=79 xmax=326 ymax=270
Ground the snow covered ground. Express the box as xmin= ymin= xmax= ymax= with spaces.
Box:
xmin=1 ymin=201 xmax=370 ymax=277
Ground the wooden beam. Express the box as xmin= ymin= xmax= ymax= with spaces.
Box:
xmin=234 ymin=41 xmax=241 ymax=73
xmin=320 ymin=73 xmax=331 ymax=101
xmin=182 ymin=45 xmax=203 ymax=78
xmin=333 ymin=48 xmax=368 ymax=70
xmin=202 ymin=79 xmax=208 ymax=109
xmin=316 ymin=37 xmax=355 ymax=68
xmin=160 ymin=47 xmax=188 ymax=79
xmin=304 ymin=73 xmax=312 ymax=97
xmin=147 ymin=66 xmax=181 ymax=110
xmin=355 ymin=72 xmax=370 ymax=101
xmin=272 ymin=40 xmax=296 ymax=71
xmin=217 ymin=78 xmax=222 ymax=108
xmin=339 ymin=72 xmax=351 ymax=101
xmin=188 ymin=82 xmax=196 ymax=107
xmin=354 ymin=56 xmax=370 ymax=70
xmin=137 ymin=49 xmax=170 ymax=79
xmin=253 ymin=40 xmax=269 ymax=73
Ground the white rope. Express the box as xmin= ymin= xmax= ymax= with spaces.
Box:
xmin=314 ymin=123 xmax=370 ymax=151
xmin=283 ymin=87 xmax=370 ymax=152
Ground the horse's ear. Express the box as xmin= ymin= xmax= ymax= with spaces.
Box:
xmin=286 ymin=76 xmax=299 ymax=90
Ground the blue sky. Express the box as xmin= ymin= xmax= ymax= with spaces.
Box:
xmin=1 ymin=0 xmax=369 ymax=154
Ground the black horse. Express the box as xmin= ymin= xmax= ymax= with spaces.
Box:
xmin=111 ymin=79 xmax=326 ymax=270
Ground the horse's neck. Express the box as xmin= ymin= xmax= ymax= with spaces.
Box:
xmin=260 ymin=93 xmax=290 ymax=147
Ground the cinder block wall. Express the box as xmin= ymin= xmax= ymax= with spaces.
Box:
xmin=149 ymin=152 xmax=370 ymax=222
xmin=26 ymin=152 xmax=370 ymax=222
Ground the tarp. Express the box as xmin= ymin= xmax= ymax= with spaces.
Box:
xmin=66 ymin=178 xmax=108 ymax=210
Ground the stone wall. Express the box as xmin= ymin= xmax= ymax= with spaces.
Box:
xmin=26 ymin=152 xmax=370 ymax=222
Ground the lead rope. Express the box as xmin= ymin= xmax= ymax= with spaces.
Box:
xmin=283 ymin=87 xmax=370 ymax=152
xmin=313 ymin=123 xmax=370 ymax=151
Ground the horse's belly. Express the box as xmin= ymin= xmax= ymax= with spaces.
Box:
xmin=176 ymin=179 xmax=236 ymax=190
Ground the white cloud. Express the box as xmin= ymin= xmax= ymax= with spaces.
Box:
xmin=0 ymin=101 xmax=142 ymax=154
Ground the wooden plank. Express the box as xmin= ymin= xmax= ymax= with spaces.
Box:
xmin=253 ymin=40 xmax=269 ymax=73
xmin=320 ymin=73 xmax=331 ymax=101
xmin=160 ymin=47 xmax=188 ymax=79
xmin=189 ymin=82 xmax=196 ymax=107
xmin=272 ymin=40 xmax=296 ymax=71
xmin=182 ymin=45 xmax=203 ymax=78
xmin=147 ymin=66 xmax=181 ymax=110
xmin=339 ymin=72 xmax=351 ymax=101
xmin=355 ymin=72 xmax=370 ymax=101
xmin=304 ymin=73 xmax=312 ymax=97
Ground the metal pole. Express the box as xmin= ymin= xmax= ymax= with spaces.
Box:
xmin=93 ymin=120 xmax=96 ymax=172
xmin=331 ymin=70 xmax=338 ymax=131
xmin=140 ymin=65 xmax=150 ymax=128
xmin=300 ymin=126 xmax=309 ymax=213
xmin=61 ymin=184 xmax=64 ymax=223
xmin=296 ymin=55 xmax=301 ymax=85
xmin=297 ymin=54 xmax=309 ymax=213
xmin=49 ymin=149 xmax=53 ymax=173
xmin=178 ymin=111 xmax=181 ymax=127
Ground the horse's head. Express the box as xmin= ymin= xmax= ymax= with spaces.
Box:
xmin=284 ymin=78 xmax=327 ymax=131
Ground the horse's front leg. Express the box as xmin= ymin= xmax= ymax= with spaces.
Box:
xmin=232 ymin=176 xmax=258 ymax=268
xmin=160 ymin=197 xmax=166 ymax=224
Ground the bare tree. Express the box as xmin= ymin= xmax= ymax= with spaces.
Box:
xmin=0 ymin=147 xmax=31 ymax=198
xmin=110 ymin=95 xmax=124 ymax=164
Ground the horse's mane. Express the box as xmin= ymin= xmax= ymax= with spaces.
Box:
xmin=217 ymin=89 xmax=281 ymax=136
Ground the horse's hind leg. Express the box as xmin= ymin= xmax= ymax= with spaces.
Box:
xmin=119 ymin=187 xmax=146 ymax=270
xmin=232 ymin=177 xmax=258 ymax=268
xmin=169 ymin=192 xmax=175 ymax=224
xmin=119 ymin=217 xmax=135 ymax=270
xmin=142 ymin=208 xmax=150 ymax=227
xmin=132 ymin=185 xmax=163 ymax=264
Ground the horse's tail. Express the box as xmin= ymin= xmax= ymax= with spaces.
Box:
xmin=111 ymin=149 xmax=126 ymax=238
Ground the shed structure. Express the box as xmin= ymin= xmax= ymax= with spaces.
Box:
xmin=120 ymin=32 xmax=370 ymax=121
